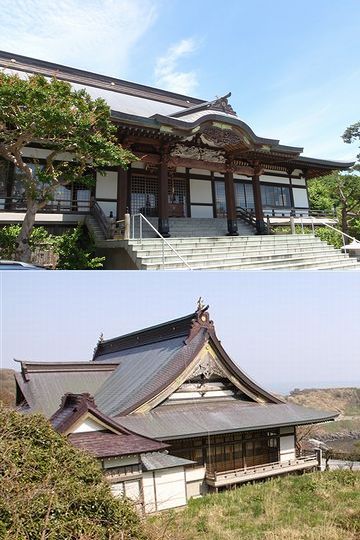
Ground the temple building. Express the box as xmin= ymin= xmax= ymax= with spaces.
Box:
xmin=14 ymin=303 xmax=338 ymax=512
xmin=0 ymin=50 xmax=353 ymax=239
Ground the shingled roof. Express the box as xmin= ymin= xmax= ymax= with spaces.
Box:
xmin=51 ymin=393 xmax=168 ymax=458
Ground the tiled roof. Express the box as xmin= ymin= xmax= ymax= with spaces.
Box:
xmin=117 ymin=401 xmax=338 ymax=440
xmin=141 ymin=452 xmax=195 ymax=470
xmin=68 ymin=431 xmax=167 ymax=458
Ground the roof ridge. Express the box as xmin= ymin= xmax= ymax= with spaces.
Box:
xmin=0 ymin=50 xmax=204 ymax=108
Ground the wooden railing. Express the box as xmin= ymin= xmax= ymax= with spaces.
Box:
xmin=0 ymin=197 xmax=91 ymax=213
xmin=236 ymin=206 xmax=257 ymax=228
xmin=206 ymin=453 xmax=318 ymax=484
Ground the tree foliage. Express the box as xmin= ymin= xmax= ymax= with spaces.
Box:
xmin=342 ymin=121 xmax=360 ymax=161
xmin=0 ymin=224 xmax=105 ymax=269
xmin=308 ymin=171 xmax=360 ymax=238
xmin=0 ymin=404 xmax=147 ymax=540
xmin=0 ymin=72 xmax=134 ymax=261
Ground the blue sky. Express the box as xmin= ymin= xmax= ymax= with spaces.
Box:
xmin=1 ymin=271 xmax=359 ymax=394
xmin=0 ymin=0 xmax=359 ymax=161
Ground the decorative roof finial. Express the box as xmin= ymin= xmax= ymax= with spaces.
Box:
xmin=92 ymin=332 xmax=104 ymax=360
xmin=197 ymin=297 xmax=205 ymax=311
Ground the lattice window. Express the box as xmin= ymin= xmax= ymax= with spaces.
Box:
xmin=168 ymin=177 xmax=187 ymax=217
xmin=130 ymin=174 xmax=159 ymax=216
xmin=235 ymin=182 xmax=254 ymax=211
xmin=214 ymin=180 xmax=227 ymax=217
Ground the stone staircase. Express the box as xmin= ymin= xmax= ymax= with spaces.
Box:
xmin=85 ymin=215 xmax=107 ymax=243
xmin=125 ymin=235 xmax=360 ymax=271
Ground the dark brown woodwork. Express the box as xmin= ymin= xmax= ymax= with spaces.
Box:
xmin=158 ymin=150 xmax=170 ymax=237
xmin=252 ymin=167 xmax=266 ymax=234
xmin=224 ymin=161 xmax=238 ymax=236
xmin=116 ymin=166 xmax=129 ymax=220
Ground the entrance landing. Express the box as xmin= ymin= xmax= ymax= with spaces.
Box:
xmin=133 ymin=217 xmax=255 ymax=238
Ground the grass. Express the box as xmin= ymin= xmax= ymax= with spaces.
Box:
xmin=147 ymin=471 xmax=360 ymax=540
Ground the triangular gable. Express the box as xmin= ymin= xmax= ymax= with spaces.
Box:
xmin=130 ymin=337 xmax=282 ymax=414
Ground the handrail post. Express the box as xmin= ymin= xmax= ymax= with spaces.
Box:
xmin=140 ymin=215 xmax=143 ymax=241
xmin=266 ymin=215 xmax=271 ymax=235
xmin=300 ymin=216 xmax=304 ymax=234
xmin=162 ymin=240 xmax=165 ymax=269
xmin=290 ymin=215 xmax=295 ymax=235
xmin=311 ymin=216 xmax=315 ymax=235
xmin=124 ymin=213 xmax=130 ymax=240
xmin=131 ymin=214 xmax=135 ymax=240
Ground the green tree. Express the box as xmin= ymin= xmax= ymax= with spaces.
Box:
xmin=0 ymin=72 xmax=134 ymax=262
xmin=308 ymin=171 xmax=360 ymax=239
xmin=343 ymin=121 xmax=360 ymax=161
xmin=0 ymin=404 xmax=147 ymax=540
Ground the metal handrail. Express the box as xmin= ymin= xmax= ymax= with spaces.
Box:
xmin=316 ymin=219 xmax=360 ymax=248
xmin=130 ymin=213 xmax=193 ymax=270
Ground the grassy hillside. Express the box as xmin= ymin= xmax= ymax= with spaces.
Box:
xmin=149 ymin=471 xmax=360 ymax=540
xmin=287 ymin=387 xmax=360 ymax=436
xmin=0 ymin=369 xmax=16 ymax=406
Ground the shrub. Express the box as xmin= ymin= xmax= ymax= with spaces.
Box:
xmin=0 ymin=224 xmax=104 ymax=269
xmin=0 ymin=404 xmax=147 ymax=540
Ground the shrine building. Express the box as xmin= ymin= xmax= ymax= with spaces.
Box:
xmin=14 ymin=303 xmax=337 ymax=512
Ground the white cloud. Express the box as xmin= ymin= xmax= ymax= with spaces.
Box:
xmin=0 ymin=0 xmax=158 ymax=76
xmin=154 ymin=37 xmax=199 ymax=95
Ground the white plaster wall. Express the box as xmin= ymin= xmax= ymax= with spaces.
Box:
xmin=293 ymin=187 xmax=309 ymax=208
xmin=72 ymin=417 xmax=104 ymax=433
xmin=21 ymin=147 xmax=75 ymax=161
xmin=176 ymin=167 xmax=186 ymax=173
xmin=185 ymin=466 xmax=206 ymax=483
xmin=110 ymin=482 xmax=124 ymax=498
xmin=95 ymin=171 xmax=117 ymax=199
xmin=190 ymin=205 xmax=213 ymax=218
xmin=142 ymin=472 xmax=156 ymax=513
xmin=291 ymin=178 xmax=306 ymax=187
xmin=190 ymin=169 xmax=211 ymax=176
xmin=280 ymin=434 xmax=296 ymax=462
xmin=124 ymin=479 xmax=141 ymax=500
xmin=154 ymin=467 xmax=187 ymax=511
xmin=190 ymin=178 xmax=213 ymax=204
xmin=260 ymin=175 xmax=290 ymax=185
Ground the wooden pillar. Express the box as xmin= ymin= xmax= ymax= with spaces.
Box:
xmin=224 ymin=161 xmax=238 ymax=236
xmin=252 ymin=167 xmax=266 ymax=234
xmin=116 ymin=166 xmax=129 ymax=220
xmin=158 ymin=152 xmax=170 ymax=237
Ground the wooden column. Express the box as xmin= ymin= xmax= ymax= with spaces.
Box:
xmin=224 ymin=161 xmax=238 ymax=236
xmin=252 ymin=166 xmax=266 ymax=234
xmin=158 ymin=152 xmax=170 ymax=237
xmin=116 ymin=166 xmax=129 ymax=220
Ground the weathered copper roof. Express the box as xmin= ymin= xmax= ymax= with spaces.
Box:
xmin=15 ymin=362 xmax=115 ymax=417
xmin=117 ymin=401 xmax=339 ymax=440
xmin=141 ymin=452 xmax=195 ymax=470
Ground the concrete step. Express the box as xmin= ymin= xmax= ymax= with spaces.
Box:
xmin=131 ymin=241 xmax=327 ymax=257
xmin=137 ymin=247 xmax=341 ymax=265
xmin=140 ymin=252 xmax=354 ymax=270
xmin=122 ymin=233 xmax=360 ymax=271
